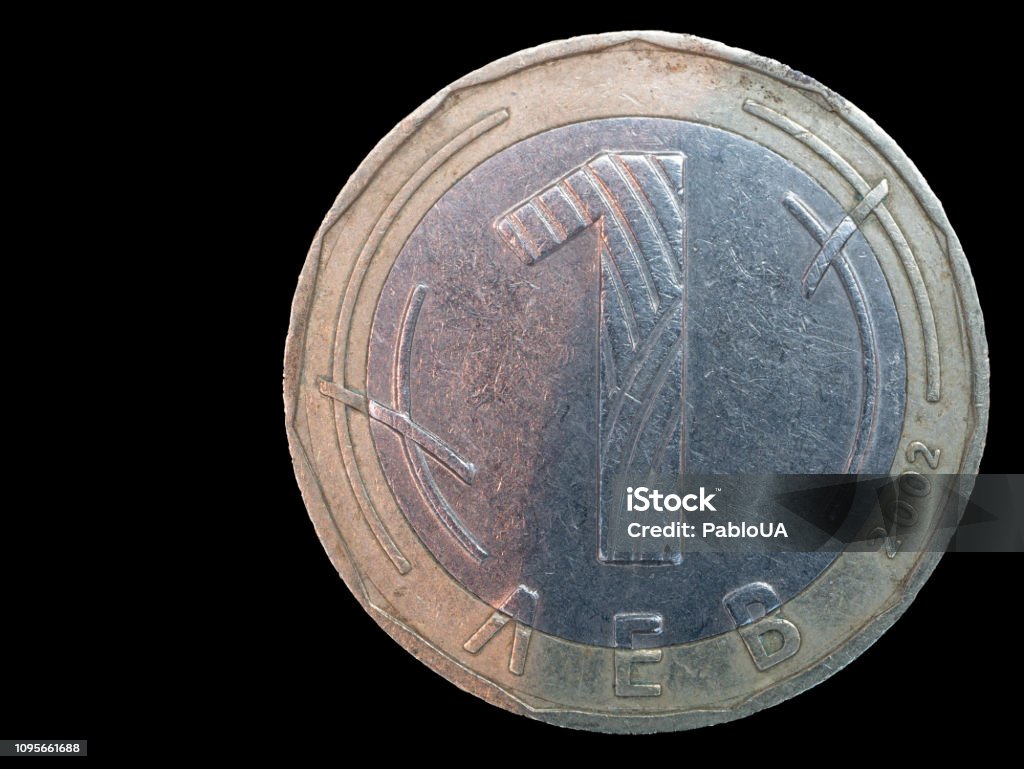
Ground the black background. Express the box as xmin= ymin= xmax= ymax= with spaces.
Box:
xmin=7 ymin=20 xmax=1020 ymax=751
xmin=254 ymin=24 xmax=1019 ymax=746
xmin=242 ymin=24 xmax=1019 ymax=745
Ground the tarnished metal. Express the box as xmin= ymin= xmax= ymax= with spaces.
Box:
xmin=285 ymin=32 xmax=988 ymax=732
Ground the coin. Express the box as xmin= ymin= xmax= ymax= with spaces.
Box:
xmin=284 ymin=32 xmax=988 ymax=732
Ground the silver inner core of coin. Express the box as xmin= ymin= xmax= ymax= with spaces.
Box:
xmin=367 ymin=118 xmax=906 ymax=647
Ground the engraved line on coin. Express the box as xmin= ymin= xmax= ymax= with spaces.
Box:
xmin=600 ymin=320 xmax=619 ymax=394
xmin=607 ymin=330 xmax=687 ymax=561
xmin=608 ymin=154 xmax=682 ymax=284
xmin=744 ymin=100 xmax=940 ymax=401
xmin=332 ymin=106 xmax=512 ymax=391
xmin=494 ymin=152 xmax=687 ymax=564
xmin=597 ymin=222 xmax=640 ymax=349
xmin=367 ymin=402 xmax=476 ymax=483
xmin=504 ymin=212 xmax=539 ymax=259
xmin=315 ymin=376 xmax=412 ymax=574
xmin=601 ymin=294 xmax=684 ymax=449
xmin=580 ymin=164 xmax=659 ymax=312
xmin=316 ymin=382 xmax=474 ymax=483
xmin=645 ymin=396 xmax=684 ymax=485
xmin=394 ymin=284 xmax=487 ymax=562
xmin=783 ymin=193 xmax=880 ymax=472
xmin=555 ymin=178 xmax=590 ymax=228
xmin=524 ymin=200 xmax=563 ymax=241
xmin=800 ymin=179 xmax=889 ymax=298
xmin=463 ymin=585 xmax=538 ymax=676
xmin=530 ymin=196 xmax=567 ymax=240
xmin=317 ymin=378 xmax=367 ymax=410
xmin=325 ymin=108 xmax=508 ymax=574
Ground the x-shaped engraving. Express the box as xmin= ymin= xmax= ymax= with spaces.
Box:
xmin=785 ymin=179 xmax=888 ymax=298
xmin=318 ymin=378 xmax=476 ymax=484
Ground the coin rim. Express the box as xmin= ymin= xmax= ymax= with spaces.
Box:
xmin=284 ymin=31 xmax=990 ymax=732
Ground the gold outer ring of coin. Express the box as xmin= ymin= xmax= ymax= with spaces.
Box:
xmin=284 ymin=31 xmax=989 ymax=732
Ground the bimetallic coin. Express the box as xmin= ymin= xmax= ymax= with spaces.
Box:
xmin=284 ymin=32 xmax=988 ymax=732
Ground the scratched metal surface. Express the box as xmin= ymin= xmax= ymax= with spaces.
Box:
xmin=284 ymin=32 xmax=989 ymax=732
xmin=366 ymin=118 xmax=906 ymax=646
